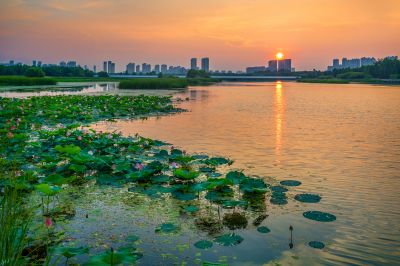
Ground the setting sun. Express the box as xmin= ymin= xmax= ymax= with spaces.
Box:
xmin=276 ymin=52 xmax=284 ymax=60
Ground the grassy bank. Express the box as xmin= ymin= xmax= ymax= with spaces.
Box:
xmin=119 ymin=78 xmax=219 ymax=90
xmin=297 ymin=78 xmax=350 ymax=84
xmin=0 ymin=76 xmax=57 ymax=86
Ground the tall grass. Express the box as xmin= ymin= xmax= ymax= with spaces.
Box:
xmin=0 ymin=186 xmax=31 ymax=266
xmin=0 ymin=76 xmax=57 ymax=86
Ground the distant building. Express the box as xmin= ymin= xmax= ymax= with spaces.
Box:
xmin=32 ymin=60 xmax=37 ymax=67
xmin=161 ymin=64 xmax=167 ymax=73
xmin=141 ymin=63 xmax=151 ymax=73
xmin=126 ymin=63 xmax=135 ymax=74
xmin=37 ymin=61 xmax=42 ymax=67
xmin=278 ymin=59 xmax=292 ymax=72
xmin=246 ymin=66 xmax=266 ymax=74
xmin=59 ymin=61 xmax=66 ymax=67
xmin=93 ymin=65 xmax=96 ymax=73
xmin=154 ymin=64 xmax=160 ymax=73
xmin=385 ymin=56 xmax=398 ymax=60
xmin=268 ymin=60 xmax=277 ymax=71
xmin=103 ymin=61 xmax=107 ymax=72
xmin=67 ymin=61 xmax=77 ymax=68
xmin=201 ymin=57 xmax=209 ymax=72
xmin=135 ymin=65 xmax=140 ymax=73
xmin=327 ymin=56 xmax=376 ymax=70
xmin=107 ymin=61 xmax=112 ymax=73
xmin=190 ymin=58 xmax=197 ymax=70
xmin=110 ymin=63 xmax=115 ymax=73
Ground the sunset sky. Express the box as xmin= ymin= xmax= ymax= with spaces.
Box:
xmin=0 ymin=0 xmax=399 ymax=71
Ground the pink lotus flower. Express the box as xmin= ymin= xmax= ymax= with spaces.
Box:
xmin=45 ymin=217 xmax=52 ymax=228
xmin=107 ymin=134 xmax=112 ymax=139
xmin=7 ymin=132 xmax=14 ymax=139
xmin=170 ymin=162 xmax=180 ymax=169
xmin=77 ymin=136 xmax=82 ymax=141
xmin=111 ymin=164 xmax=116 ymax=170
xmin=134 ymin=162 xmax=143 ymax=171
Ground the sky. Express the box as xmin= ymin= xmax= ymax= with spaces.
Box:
xmin=0 ymin=0 xmax=399 ymax=71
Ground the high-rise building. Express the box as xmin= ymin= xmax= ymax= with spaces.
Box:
xmin=278 ymin=59 xmax=292 ymax=72
xmin=110 ymin=63 xmax=115 ymax=74
xmin=37 ymin=61 xmax=42 ymax=67
xmin=190 ymin=58 xmax=197 ymax=70
xmin=59 ymin=61 xmax=66 ymax=67
xmin=107 ymin=61 xmax=112 ymax=73
xmin=342 ymin=58 xmax=348 ymax=68
xmin=246 ymin=66 xmax=266 ymax=74
xmin=333 ymin=59 xmax=340 ymax=67
xmin=141 ymin=63 xmax=151 ymax=73
xmin=93 ymin=65 xmax=96 ymax=73
xmin=126 ymin=63 xmax=135 ymax=74
xmin=135 ymin=65 xmax=140 ymax=73
xmin=201 ymin=58 xmax=209 ymax=72
xmin=103 ymin=61 xmax=107 ymax=72
xmin=360 ymin=57 xmax=376 ymax=66
xmin=268 ymin=60 xmax=277 ymax=71
xmin=161 ymin=64 xmax=167 ymax=73
xmin=67 ymin=61 xmax=77 ymax=68
xmin=154 ymin=64 xmax=160 ymax=73
xmin=32 ymin=60 xmax=37 ymax=67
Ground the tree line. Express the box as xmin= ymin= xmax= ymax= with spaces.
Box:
xmin=0 ymin=64 xmax=94 ymax=77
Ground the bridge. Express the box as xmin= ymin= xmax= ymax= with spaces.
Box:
xmin=108 ymin=74 xmax=298 ymax=81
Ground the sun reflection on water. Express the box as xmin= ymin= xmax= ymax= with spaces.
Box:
xmin=274 ymin=81 xmax=284 ymax=158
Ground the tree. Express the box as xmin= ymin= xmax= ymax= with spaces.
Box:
xmin=186 ymin=69 xmax=210 ymax=78
xmin=25 ymin=67 xmax=45 ymax=77
xmin=97 ymin=71 xmax=109 ymax=78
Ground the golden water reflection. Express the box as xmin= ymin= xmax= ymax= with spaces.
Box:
xmin=274 ymin=81 xmax=284 ymax=158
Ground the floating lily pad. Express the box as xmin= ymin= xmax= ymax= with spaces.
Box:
xmin=280 ymin=180 xmax=302 ymax=186
xmin=125 ymin=235 xmax=140 ymax=242
xmin=192 ymin=154 xmax=209 ymax=160
xmin=173 ymin=169 xmax=200 ymax=180
xmin=183 ymin=205 xmax=199 ymax=213
xmin=202 ymin=262 xmax=228 ymax=266
xmin=271 ymin=186 xmax=288 ymax=193
xmin=205 ymin=157 xmax=231 ymax=166
xmin=303 ymin=211 xmax=336 ymax=222
xmin=270 ymin=197 xmax=288 ymax=205
xmin=194 ymin=240 xmax=213 ymax=249
xmin=155 ymin=223 xmax=179 ymax=233
xmin=55 ymin=246 xmax=89 ymax=259
xmin=309 ymin=241 xmax=325 ymax=249
xmin=257 ymin=226 xmax=271 ymax=233
xmin=295 ymin=193 xmax=321 ymax=203
xmin=171 ymin=191 xmax=197 ymax=201
xmin=240 ymin=178 xmax=269 ymax=194
xmin=226 ymin=171 xmax=246 ymax=185
xmin=214 ymin=233 xmax=244 ymax=246
xmin=199 ymin=166 xmax=215 ymax=173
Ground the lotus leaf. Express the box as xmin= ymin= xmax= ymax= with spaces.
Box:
xmin=214 ymin=233 xmax=244 ymax=246
xmin=194 ymin=240 xmax=213 ymax=249
xmin=295 ymin=193 xmax=321 ymax=203
xmin=303 ymin=211 xmax=336 ymax=222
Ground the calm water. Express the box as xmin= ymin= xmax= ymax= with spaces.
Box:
xmin=91 ymin=82 xmax=400 ymax=265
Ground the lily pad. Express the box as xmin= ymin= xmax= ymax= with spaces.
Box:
xmin=270 ymin=197 xmax=288 ymax=205
xmin=271 ymin=186 xmax=288 ymax=193
xmin=226 ymin=171 xmax=246 ymax=185
xmin=303 ymin=211 xmax=336 ymax=222
xmin=295 ymin=193 xmax=321 ymax=203
xmin=257 ymin=226 xmax=271 ymax=234
xmin=194 ymin=240 xmax=213 ymax=249
xmin=309 ymin=241 xmax=325 ymax=249
xmin=280 ymin=180 xmax=302 ymax=186
xmin=214 ymin=233 xmax=244 ymax=246
xmin=55 ymin=246 xmax=89 ymax=259
xmin=183 ymin=205 xmax=199 ymax=213
xmin=155 ymin=223 xmax=179 ymax=233
xmin=173 ymin=169 xmax=200 ymax=180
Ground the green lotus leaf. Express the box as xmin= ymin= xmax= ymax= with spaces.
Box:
xmin=194 ymin=240 xmax=213 ymax=249
xmin=257 ymin=226 xmax=271 ymax=233
xmin=226 ymin=171 xmax=246 ymax=185
xmin=280 ymin=180 xmax=302 ymax=186
xmin=303 ymin=211 xmax=336 ymax=222
xmin=295 ymin=193 xmax=321 ymax=203
xmin=173 ymin=169 xmax=200 ymax=180
xmin=205 ymin=157 xmax=232 ymax=166
xmin=55 ymin=144 xmax=81 ymax=155
xmin=55 ymin=246 xmax=89 ymax=259
xmin=271 ymin=186 xmax=288 ymax=193
xmin=309 ymin=241 xmax=325 ymax=249
xmin=155 ymin=223 xmax=179 ymax=233
xmin=34 ymin=183 xmax=61 ymax=196
xmin=183 ymin=205 xmax=199 ymax=213
xmin=214 ymin=233 xmax=244 ymax=246
xmin=240 ymin=178 xmax=269 ymax=194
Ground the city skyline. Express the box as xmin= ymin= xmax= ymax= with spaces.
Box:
xmin=1 ymin=1 xmax=399 ymax=71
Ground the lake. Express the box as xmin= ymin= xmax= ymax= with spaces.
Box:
xmin=90 ymin=81 xmax=400 ymax=265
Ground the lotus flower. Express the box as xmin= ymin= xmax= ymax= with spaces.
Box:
xmin=7 ymin=132 xmax=14 ymax=139
xmin=45 ymin=217 xmax=53 ymax=228
xmin=88 ymin=150 xmax=94 ymax=155
xmin=107 ymin=134 xmax=113 ymax=139
xmin=111 ymin=164 xmax=116 ymax=170
xmin=66 ymin=131 xmax=71 ymax=137
xmin=134 ymin=162 xmax=143 ymax=171
xmin=170 ymin=162 xmax=180 ymax=169
xmin=77 ymin=136 xmax=82 ymax=141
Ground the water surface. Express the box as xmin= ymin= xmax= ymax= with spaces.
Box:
xmin=92 ymin=81 xmax=400 ymax=265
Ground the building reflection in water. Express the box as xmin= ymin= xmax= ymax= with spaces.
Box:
xmin=274 ymin=81 xmax=285 ymax=157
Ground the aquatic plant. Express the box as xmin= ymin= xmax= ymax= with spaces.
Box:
xmin=119 ymin=78 xmax=189 ymax=90
xmin=214 ymin=233 xmax=244 ymax=246
xmin=257 ymin=226 xmax=271 ymax=234
xmin=309 ymin=241 xmax=325 ymax=249
xmin=194 ymin=240 xmax=213 ymax=250
xmin=295 ymin=193 xmax=321 ymax=203
xmin=303 ymin=211 xmax=336 ymax=222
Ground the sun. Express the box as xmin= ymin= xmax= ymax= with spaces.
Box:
xmin=276 ymin=52 xmax=284 ymax=60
